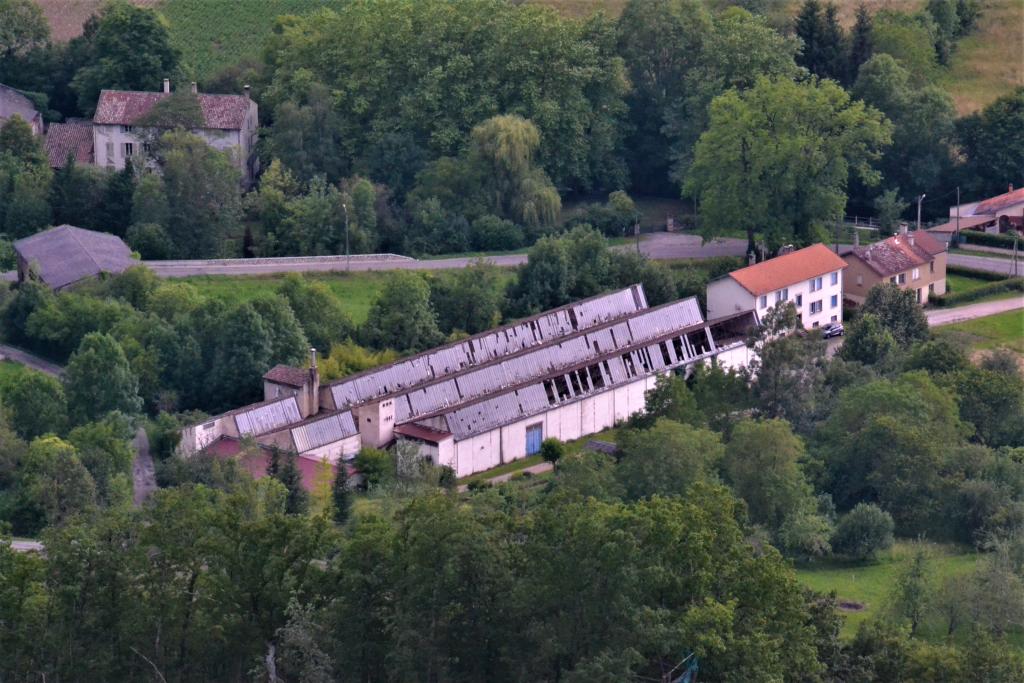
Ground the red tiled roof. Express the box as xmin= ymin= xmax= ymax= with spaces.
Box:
xmin=263 ymin=364 xmax=310 ymax=387
xmin=844 ymin=231 xmax=943 ymax=277
xmin=93 ymin=89 xmax=251 ymax=130
xmin=973 ymin=187 xmax=1024 ymax=216
xmin=728 ymin=244 xmax=847 ymax=296
xmin=395 ymin=422 xmax=453 ymax=443
xmin=45 ymin=119 xmax=93 ymax=168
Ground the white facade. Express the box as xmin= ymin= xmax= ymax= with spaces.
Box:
xmin=707 ymin=268 xmax=844 ymax=330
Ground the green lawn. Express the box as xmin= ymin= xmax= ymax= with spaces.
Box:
xmin=937 ymin=308 xmax=1024 ymax=352
xmin=184 ymin=271 xmax=395 ymax=325
xmin=946 ymin=272 xmax=998 ymax=295
xmin=796 ymin=542 xmax=979 ymax=639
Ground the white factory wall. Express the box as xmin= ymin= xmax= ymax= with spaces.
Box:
xmin=446 ymin=374 xmax=658 ymax=478
xmin=299 ymin=434 xmax=362 ymax=464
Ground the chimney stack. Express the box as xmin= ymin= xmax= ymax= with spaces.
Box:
xmin=899 ymin=223 xmax=909 ymax=235
xmin=853 ymin=230 xmax=860 ymax=247
xmin=162 ymin=78 xmax=170 ymax=93
xmin=190 ymin=81 xmax=197 ymax=94
xmin=309 ymin=348 xmax=320 ymax=415
xmin=243 ymin=84 xmax=251 ymax=99
xmin=1010 ymin=183 xmax=1015 ymax=192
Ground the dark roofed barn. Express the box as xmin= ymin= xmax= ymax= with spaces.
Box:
xmin=14 ymin=225 xmax=136 ymax=290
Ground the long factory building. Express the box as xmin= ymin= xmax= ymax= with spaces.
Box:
xmin=180 ymin=285 xmax=757 ymax=481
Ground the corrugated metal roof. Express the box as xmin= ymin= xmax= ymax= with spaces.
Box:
xmin=330 ymin=285 xmax=649 ymax=410
xmin=14 ymin=225 xmax=135 ymax=290
xmin=291 ymin=411 xmax=357 ymax=452
xmin=234 ymin=397 xmax=302 ymax=436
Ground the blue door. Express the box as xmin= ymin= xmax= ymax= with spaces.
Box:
xmin=526 ymin=424 xmax=543 ymax=455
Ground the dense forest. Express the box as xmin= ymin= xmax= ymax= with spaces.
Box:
xmin=0 ymin=0 xmax=1021 ymax=260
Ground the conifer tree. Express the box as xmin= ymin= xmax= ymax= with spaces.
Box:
xmin=332 ymin=464 xmax=351 ymax=525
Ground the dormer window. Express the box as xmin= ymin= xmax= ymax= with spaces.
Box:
xmin=122 ymin=125 xmax=134 ymax=133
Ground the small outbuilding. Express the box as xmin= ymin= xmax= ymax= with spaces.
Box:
xmin=13 ymin=224 xmax=136 ymax=290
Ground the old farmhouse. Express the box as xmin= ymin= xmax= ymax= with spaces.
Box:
xmin=181 ymin=285 xmax=757 ymax=485
xmin=92 ymin=79 xmax=259 ymax=186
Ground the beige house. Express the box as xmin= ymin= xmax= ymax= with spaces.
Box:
xmin=706 ymin=244 xmax=848 ymax=330
xmin=92 ymin=79 xmax=259 ymax=186
xmin=842 ymin=228 xmax=947 ymax=305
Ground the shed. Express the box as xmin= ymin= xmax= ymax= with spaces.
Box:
xmin=13 ymin=225 xmax=136 ymax=290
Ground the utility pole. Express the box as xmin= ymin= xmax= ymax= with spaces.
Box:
xmin=635 ymin=218 xmax=640 ymax=255
xmin=341 ymin=201 xmax=350 ymax=271
xmin=916 ymin=194 xmax=926 ymax=232
xmin=954 ymin=186 xmax=960 ymax=248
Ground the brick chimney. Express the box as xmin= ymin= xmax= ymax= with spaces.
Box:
xmin=190 ymin=81 xmax=197 ymax=94
xmin=899 ymin=223 xmax=909 ymax=235
xmin=309 ymin=347 xmax=320 ymax=416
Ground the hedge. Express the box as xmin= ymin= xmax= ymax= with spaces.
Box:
xmin=930 ymin=277 xmax=1024 ymax=307
xmin=958 ymin=230 xmax=1020 ymax=249
xmin=946 ymin=264 xmax=1013 ymax=281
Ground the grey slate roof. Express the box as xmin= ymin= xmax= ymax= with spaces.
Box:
xmin=0 ymin=84 xmax=39 ymax=128
xmin=14 ymin=225 xmax=135 ymax=290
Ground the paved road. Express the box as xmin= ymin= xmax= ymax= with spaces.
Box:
xmin=0 ymin=344 xmax=64 ymax=377
xmin=142 ymin=233 xmax=749 ymax=278
xmin=948 ymin=252 xmax=1022 ymax=276
xmin=132 ymin=427 xmax=157 ymax=506
xmin=926 ymin=296 xmax=1024 ymax=326
xmin=7 ymin=539 xmax=44 ymax=553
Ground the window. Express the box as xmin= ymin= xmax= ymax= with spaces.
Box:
xmin=122 ymin=125 xmax=134 ymax=133
xmin=809 ymin=276 xmax=823 ymax=292
xmin=810 ymin=300 xmax=823 ymax=314
xmin=929 ymin=283 xmax=935 ymax=294
xmin=830 ymin=294 xmax=838 ymax=308
xmin=898 ymin=273 xmax=906 ymax=284
xmin=916 ymin=288 xmax=922 ymax=303
xmin=142 ymin=142 xmax=151 ymax=154
xmin=912 ymin=267 xmax=920 ymax=280
xmin=890 ymin=276 xmax=897 ymax=284
xmin=812 ymin=321 xmax=820 ymax=328
xmin=759 ymin=295 xmax=768 ymax=308
xmin=526 ymin=424 xmax=543 ymax=455
xmin=105 ymin=141 xmax=114 ymax=159
xmin=831 ymin=315 xmax=838 ymax=322
xmin=856 ymin=275 xmax=863 ymax=286
xmin=123 ymin=142 xmax=134 ymax=157
xmin=775 ymin=288 xmax=788 ymax=304
xmin=830 ymin=271 xmax=839 ymax=286
xmin=795 ymin=294 xmax=803 ymax=307
xmin=930 ymin=261 xmax=935 ymax=274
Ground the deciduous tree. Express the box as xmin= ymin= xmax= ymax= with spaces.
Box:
xmin=63 ymin=332 xmax=142 ymax=424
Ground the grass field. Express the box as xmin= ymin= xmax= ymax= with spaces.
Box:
xmin=937 ymin=308 xmax=1024 ymax=352
xmin=796 ymin=541 xmax=979 ymax=639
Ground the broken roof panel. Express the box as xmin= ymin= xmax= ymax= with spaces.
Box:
xmin=329 ymin=285 xmax=649 ymax=410
xmin=234 ymin=397 xmax=302 ymax=437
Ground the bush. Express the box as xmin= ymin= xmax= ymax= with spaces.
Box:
xmin=832 ymin=503 xmax=895 ymax=561
xmin=960 ymin=230 xmax=1019 ymax=249
xmin=437 ymin=465 xmax=457 ymax=490
xmin=930 ymin=277 xmax=1023 ymax=307
xmin=946 ymin=264 xmax=1011 ymax=281
xmin=353 ymin=447 xmax=395 ymax=489
xmin=470 ymin=215 xmax=525 ymax=251
xmin=539 ymin=438 xmax=565 ymax=465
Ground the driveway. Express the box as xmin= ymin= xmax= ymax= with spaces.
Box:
xmin=926 ymin=297 xmax=1024 ymax=326
xmin=0 ymin=344 xmax=64 ymax=377
xmin=132 ymin=427 xmax=157 ymax=506
xmin=948 ymin=253 xmax=1023 ymax=276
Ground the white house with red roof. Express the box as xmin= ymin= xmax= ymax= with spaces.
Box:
xmin=91 ymin=79 xmax=259 ymax=186
xmin=706 ymin=244 xmax=848 ymax=330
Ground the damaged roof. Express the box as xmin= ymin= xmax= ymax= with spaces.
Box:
xmin=329 ymin=285 xmax=649 ymax=410
xmin=845 ymin=231 xmax=945 ymax=277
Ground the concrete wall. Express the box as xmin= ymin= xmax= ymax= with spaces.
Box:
xmin=299 ymin=434 xmax=361 ymax=464
xmin=706 ymin=277 xmax=753 ymax=321
xmin=355 ymin=399 xmax=395 ymax=448
xmin=445 ymin=374 xmax=657 ymax=478
xmin=179 ymin=413 xmax=239 ymax=454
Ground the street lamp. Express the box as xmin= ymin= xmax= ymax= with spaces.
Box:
xmin=916 ymin=194 xmax=926 ymax=232
xmin=341 ymin=201 xmax=350 ymax=271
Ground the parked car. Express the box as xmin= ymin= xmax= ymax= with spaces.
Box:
xmin=821 ymin=322 xmax=844 ymax=338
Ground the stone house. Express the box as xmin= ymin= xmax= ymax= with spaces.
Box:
xmin=92 ymin=79 xmax=259 ymax=186
xmin=842 ymin=228 xmax=947 ymax=305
